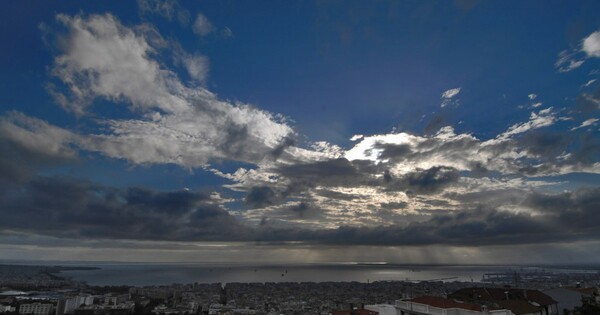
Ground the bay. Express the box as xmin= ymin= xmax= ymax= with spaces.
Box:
xmin=57 ymin=263 xmax=548 ymax=286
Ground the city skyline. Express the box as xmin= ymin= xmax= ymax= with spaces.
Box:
xmin=0 ymin=0 xmax=600 ymax=264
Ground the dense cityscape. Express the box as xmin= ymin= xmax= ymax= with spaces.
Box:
xmin=1 ymin=264 xmax=599 ymax=315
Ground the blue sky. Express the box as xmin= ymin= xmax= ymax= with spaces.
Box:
xmin=0 ymin=0 xmax=599 ymax=264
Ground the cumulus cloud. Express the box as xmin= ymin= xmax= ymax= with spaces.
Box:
xmin=48 ymin=13 xmax=295 ymax=167
xmin=1 ymin=11 xmax=598 ymax=251
xmin=582 ymin=30 xmax=600 ymax=58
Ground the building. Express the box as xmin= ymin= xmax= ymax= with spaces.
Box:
xmin=395 ymin=296 xmax=513 ymax=315
xmin=449 ymin=287 xmax=559 ymax=315
xmin=57 ymin=294 xmax=95 ymax=315
xmin=18 ymin=302 xmax=55 ymax=315
xmin=543 ymin=287 xmax=594 ymax=315
xmin=0 ymin=305 xmax=16 ymax=313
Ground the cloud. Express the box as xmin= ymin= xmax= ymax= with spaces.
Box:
xmin=497 ymin=108 xmax=556 ymax=140
xmin=222 ymin=27 xmax=233 ymax=38
xmin=582 ymin=30 xmax=600 ymax=58
xmin=48 ymin=13 xmax=295 ymax=167
xmin=442 ymin=88 xmax=461 ymax=99
xmin=192 ymin=13 xmax=215 ymax=36
xmin=244 ymin=186 xmax=280 ymax=209
xmin=556 ymin=51 xmax=585 ymax=72
xmin=0 ymin=112 xmax=77 ymax=185
xmin=440 ymin=87 xmax=461 ymax=108
xmin=137 ymin=0 xmax=190 ymax=25
xmin=576 ymin=85 xmax=600 ymax=113
xmin=390 ymin=166 xmax=460 ymax=195
xmin=180 ymin=53 xmax=209 ymax=82
xmin=50 ymin=13 xmax=185 ymax=114
xmin=350 ymin=134 xmax=364 ymax=141
xmin=0 ymin=176 xmax=249 ymax=242
xmin=1 ymin=10 xmax=598 ymax=253
xmin=5 ymin=172 xmax=594 ymax=247
xmin=528 ymin=93 xmax=537 ymax=100
xmin=250 ymin=187 xmax=600 ymax=246
xmin=571 ymin=118 xmax=599 ymax=131
xmin=556 ymin=29 xmax=600 ymax=72
xmin=584 ymin=79 xmax=596 ymax=88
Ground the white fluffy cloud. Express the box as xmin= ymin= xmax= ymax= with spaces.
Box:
xmin=51 ymin=14 xmax=188 ymax=114
xmin=50 ymin=13 xmax=294 ymax=167
xmin=582 ymin=30 xmax=600 ymax=58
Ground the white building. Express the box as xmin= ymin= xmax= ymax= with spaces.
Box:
xmin=56 ymin=294 xmax=95 ymax=315
xmin=393 ymin=295 xmax=561 ymax=315
xmin=18 ymin=302 xmax=55 ymax=315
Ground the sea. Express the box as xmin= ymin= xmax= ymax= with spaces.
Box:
xmin=53 ymin=263 xmax=598 ymax=286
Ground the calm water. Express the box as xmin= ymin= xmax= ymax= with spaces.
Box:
xmin=57 ymin=263 xmax=556 ymax=286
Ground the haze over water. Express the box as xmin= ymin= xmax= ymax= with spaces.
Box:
xmin=57 ymin=263 xmax=595 ymax=286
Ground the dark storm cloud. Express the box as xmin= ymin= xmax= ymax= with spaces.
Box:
xmin=372 ymin=135 xmax=486 ymax=166
xmin=287 ymin=202 xmax=324 ymax=219
xmin=244 ymin=186 xmax=280 ymax=208
xmin=261 ymin=158 xmax=379 ymax=200
xmin=391 ymin=166 xmax=460 ymax=194
xmin=519 ymin=132 xmax=569 ymax=157
xmin=276 ymin=158 xmax=461 ymax=192
xmin=1 ymin=172 xmax=599 ymax=247
xmin=518 ymin=132 xmax=600 ymax=175
xmin=379 ymin=201 xmax=408 ymax=210
xmin=255 ymin=187 xmax=600 ymax=246
xmin=277 ymin=158 xmax=362 ymax=181
xmin=0 ymin=176 xmax=250 ymax=241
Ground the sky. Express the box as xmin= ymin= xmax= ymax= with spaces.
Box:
xmin=0 ymin=0 xmax=600 ymax=265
